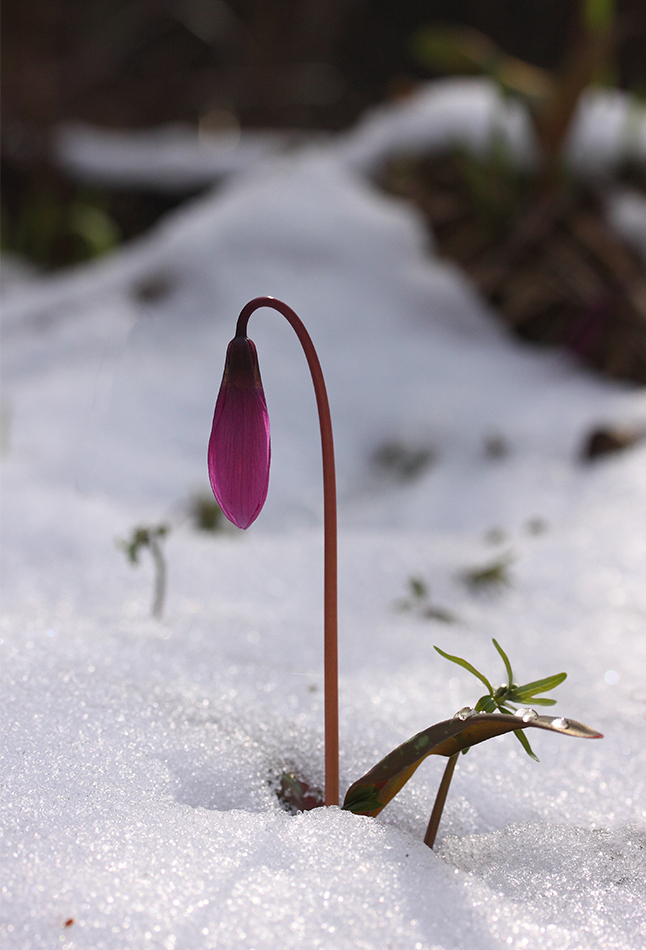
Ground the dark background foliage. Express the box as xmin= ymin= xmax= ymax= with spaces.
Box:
xmin=3 ymin=0 xmax=645 ymax=267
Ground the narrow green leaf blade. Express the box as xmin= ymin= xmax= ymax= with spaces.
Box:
xmin=434 ymin=646 xmax=493 ymax=693
xmin=514 ymin=727 xmax=539 ymax=761
xmin=492 ymin=638 xmax=514 ymax=687
xmin=475 ymin=695 xmax=498 ymax=712
xmin=513 ymin=672 xmax=567 ymax=700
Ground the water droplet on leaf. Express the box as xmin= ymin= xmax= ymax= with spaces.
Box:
xmin=551 ymin=717 xmax=569 ymax=729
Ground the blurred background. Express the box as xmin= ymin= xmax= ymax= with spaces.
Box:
xmin=4 ymin=0 xmax=646 ymax=271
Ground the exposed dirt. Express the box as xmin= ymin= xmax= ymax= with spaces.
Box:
xmin=379 ymin=150 xmax=646 ymax=384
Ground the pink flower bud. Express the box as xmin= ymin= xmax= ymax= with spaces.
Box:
xmin=208 ymin=336 xmax=271 ymax=529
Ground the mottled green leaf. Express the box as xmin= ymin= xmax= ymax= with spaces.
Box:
xmin=342 ymin=784 xmax=382 ymax=815
xmin=342 ymin=713 xmax=602 ymax=817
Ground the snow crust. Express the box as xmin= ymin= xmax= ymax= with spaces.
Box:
xmin=2 ymin=81 xmax=646 ymax=949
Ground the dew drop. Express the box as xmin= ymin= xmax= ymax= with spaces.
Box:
xmin=514 ymin=707 xmax=539 ymax=722
xmin=551 ymin=717 xmax=569 ymax=729
xmin=453 ymin=707 xmax=477 ymax=721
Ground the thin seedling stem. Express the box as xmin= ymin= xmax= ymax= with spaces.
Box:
xmin=424 ymin=752 xmax=459 ymax=849
xmin=236 ymin=297 xmax=339 ymax=806
xmin=149 ymin=536 xmax=166 ymax=620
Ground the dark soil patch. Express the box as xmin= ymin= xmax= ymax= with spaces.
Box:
xmin=379 ymin=149 xmax=646 ymax=384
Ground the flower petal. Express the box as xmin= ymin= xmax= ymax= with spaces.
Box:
xmin=208 ymin=337 xmax=271 ymax=529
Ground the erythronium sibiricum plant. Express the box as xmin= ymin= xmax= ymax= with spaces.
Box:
xmin=208 ymin=297 xmax=339 ymax=805
xmin=208 ymin=298 xmax=602 ymax=834
xmin=342 ymin=639 xmax=602 ymax=848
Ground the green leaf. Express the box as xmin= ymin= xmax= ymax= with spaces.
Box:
xmin=460 ymin=554 xmax=513 ymax=591
xmin=514 ymin=727 xmax=539 ymax=761
xmin=520 ymin=697 xmax=557 ymax=706
xmin=434 ymin=646 xmax=493 ymax=694
xmin=513 ymin=672 xmax=567 ymax=700
xmin=423 ymin=605 xmax=457 ymax=624
xmin=475 ymin=694 xmax=498 ymax=712
xmin=342 ymin=784 xmax=382 ymax=815
xmin=342 ymin=713 xmax=602 ymax=817
xmin=68 ymin=203 xmax=120 ymax=258
xmin=492 ymin=638 xmax=514 ymax=687
xmin=410 ymin=577 xmax=427 ymax=599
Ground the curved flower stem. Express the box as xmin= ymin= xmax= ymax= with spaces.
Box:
xmin=424 ymin=752 xmax=459 ymax=849
xmin=236 ymin=297 xmax=339 ymax=806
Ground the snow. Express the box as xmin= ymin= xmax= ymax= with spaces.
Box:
xmin=54 ymin=123 xmax=308 ymax=191
xmin=2 ymin=81 xmax=646 ymax=949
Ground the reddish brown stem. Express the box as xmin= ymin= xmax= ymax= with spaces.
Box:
xmin=424 ymin=752 xmax=459 ymax=849
xmin=236 ymin=296 xmax=339 ymax=806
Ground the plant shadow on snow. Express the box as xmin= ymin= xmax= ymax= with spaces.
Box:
xmin=167 ymin=753 xmax=251 ymax=812
xmin=160 ymin=711 xmax=325 ymax=815
xmin=169 ymin=756 xmax=324 ymax=816
xmin=156 ymin=707 xmax=276 ymax=813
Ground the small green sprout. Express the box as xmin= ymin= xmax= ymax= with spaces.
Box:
xmin=343 ymin=639 xmax=598 ymax=850
xmin=409 ymin=576 xmax=427 ymax=600
xmin=276 ymin=772 xmax=323 ymax=814
xmin=484 ymin=527 xmax=507 ymax=545
xmin=460 ymin=553 xmax=513 ymax=591
xmin=396 ymin=576 xmax=456 ymax=623
xmin=434 ymin=639 xmax=567 ymax=760
xmin=525 ymin=517 xmax=547 ymax=535
xmin=372 ymin=440 xmax=434 ymax=483
xmin=189 ymin=494 xmax=224 ymax=532
xmin=119 ymin=523 xmax=169 ymax=619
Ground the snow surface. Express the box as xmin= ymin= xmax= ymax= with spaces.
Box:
xmin=2 ymin=81 xmax=646 ymax=949
xmin=55 ymin=124 xmax=310 ymax=191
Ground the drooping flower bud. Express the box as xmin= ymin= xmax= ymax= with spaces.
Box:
xmin=208 ymin=336 xmax=271 ymax=529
